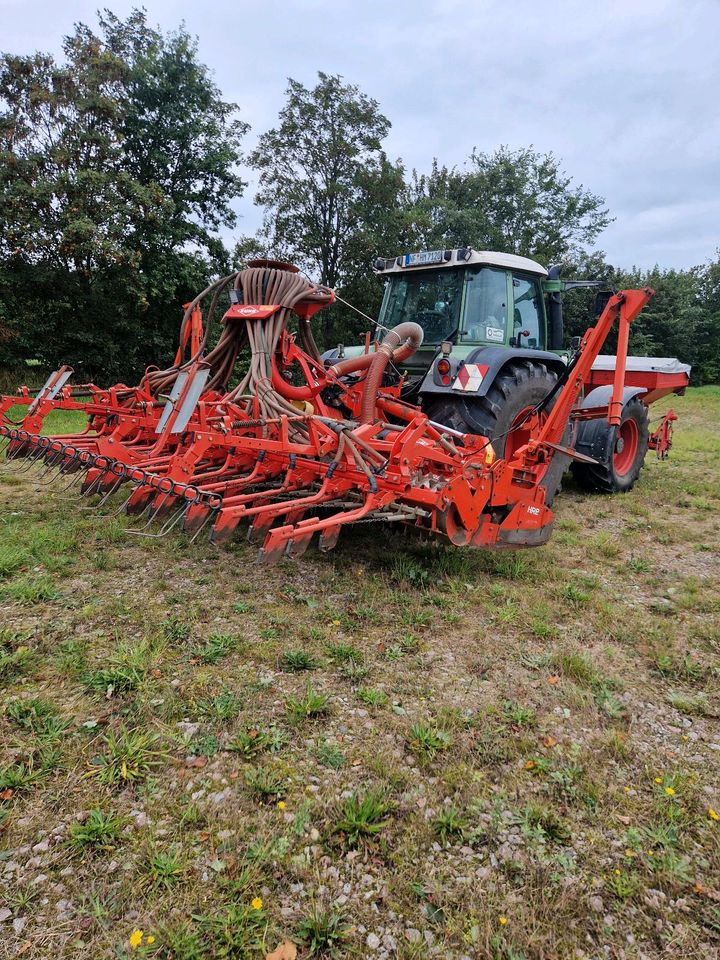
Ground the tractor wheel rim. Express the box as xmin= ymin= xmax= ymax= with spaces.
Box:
xmin=614 ymin=418 xmax=639 ymax=475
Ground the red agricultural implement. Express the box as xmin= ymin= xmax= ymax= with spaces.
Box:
xmin=0 ymin=257 xmax=689 ymax=562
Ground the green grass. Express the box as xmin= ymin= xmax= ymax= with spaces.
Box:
xmin=89 ymin=727 xmax=165 ymax=786
xmin=0 ymin=386 xmax=718 ymax=959
xmin=285 ymin=682 xmax=330 ymax=721
xmin=334 ymin=789 xmax=395 ymax=847
xmin=68 ymin=809 xmax=126 ymax=851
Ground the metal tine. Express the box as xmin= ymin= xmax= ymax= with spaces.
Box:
xmin=2 ymin=439 xmax=45 ymax=472
xmin=126 ymin=495 xmax=187 ymax=538
xmin=3 ymin=440 xmax=32 ymax=465
xmin=2 ymin=433 xmax=40 ymax=464
xmin=92 ymin=475 xmax=126 ymax=509
xmin=188 ymin=506 xmax=220 ymax=544
xmin=111 ymin=483 xmax=145 ymax=517
xmin=13 ymin=445 xmax=50 ymax=475
xmin=77 ymin=470 xmax=108 ymax=504
xmin=54 ymin=460 xmax=95 ymax=497
xmin=33 ymin=446 xmax=70 ymax=483
xmin=125 ymin=490 xmax=173 ymax=532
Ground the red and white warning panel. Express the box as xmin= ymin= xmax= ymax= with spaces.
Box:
xmin=452 ymin=363 xmax=489 ymax=392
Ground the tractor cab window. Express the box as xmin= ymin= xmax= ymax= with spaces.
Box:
xmin=511 ymin=274 xmax=543 ymax=349
xmin=462 ymin=267 xmax=509 ymax=344
xmin=381 ymin=268 xmax=464 ymax=344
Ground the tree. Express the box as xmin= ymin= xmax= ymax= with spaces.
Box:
xmin=0 ymin=10 xmax=247 ymax=381
xmin=407 ymin=147 xmax=612 ymax=266
xmin=250 ymin=72 xmax=406 ymax=344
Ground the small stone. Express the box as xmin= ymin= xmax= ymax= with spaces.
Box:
xmin=590 ymin=896 xmax=604 ymax=913
xmin=32 ymin=839 xmax=50 ymax=853
xmin=404 ymin=927 xmax=422 ymax=943
xmin=13 ymin=917 xmax=26 ymax=934
xmin=0 ymin=908 xmax=12 ymax=923
xmin=366 ymin=932 xmax=381 ymax=950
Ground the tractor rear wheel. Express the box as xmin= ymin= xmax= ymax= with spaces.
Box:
xmin=425 ymin=360 xmax=570 ymax=507
xmin=571 ymin=395 xmax=649 ymax=493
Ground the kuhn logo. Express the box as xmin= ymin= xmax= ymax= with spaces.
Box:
xmin=239 ymin=306 xmax=260 ymax=315
xmin=527 ymin=505 xmax=541 ymax=516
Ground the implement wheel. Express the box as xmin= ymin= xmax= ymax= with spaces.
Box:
xmin=571 ymin=395 xmax=649 ymax=493
xmin=426 ymin=360 xmax=571 ymax=507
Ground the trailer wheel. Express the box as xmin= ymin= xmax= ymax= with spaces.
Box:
xmin=425 ymin=360 xmax=571 ymax=507
xmin=571 ymin=395 xmax=649 ymax=493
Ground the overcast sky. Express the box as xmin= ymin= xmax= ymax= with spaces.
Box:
xmin=2 ymin=0 xmax=718 ymax=269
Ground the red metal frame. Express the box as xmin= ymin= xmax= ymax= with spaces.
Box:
xmin=0 ymin=279 xmax=686 ymax=561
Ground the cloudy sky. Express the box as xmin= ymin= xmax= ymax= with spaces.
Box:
xmin=2 ymin=0 xmax=718 ymax=269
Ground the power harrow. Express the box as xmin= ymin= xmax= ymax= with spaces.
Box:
xmin=0 ymin=260 xmax=657 ymax=562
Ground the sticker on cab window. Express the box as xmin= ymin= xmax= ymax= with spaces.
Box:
xmin=485 ymin=325 xmax=504 ymax=342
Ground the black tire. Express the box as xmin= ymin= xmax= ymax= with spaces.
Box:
xmin=571 ymin=395 xmax=649 ymax=493
xmin=425 ymin=360 xmax=571 ymax=507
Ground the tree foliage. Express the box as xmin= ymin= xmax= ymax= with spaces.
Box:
xmin=249 ymin=72 xmax=407 ymax=342
xmin=0 ymin=28 xmax=718 ymax=386
xmin=0 ymin=10 xmax=246 ymax=380
xmin=406 ymin=147 xmax=612 ymax=265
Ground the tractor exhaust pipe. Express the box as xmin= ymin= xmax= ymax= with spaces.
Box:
xmin=547 ymin=264 xmax=564 ymax=350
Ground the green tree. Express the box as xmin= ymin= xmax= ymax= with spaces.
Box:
xmin=250 ymin=72 xmax=406 ymax=344
xmin=407 ymin=147 xmax=612 ymax=266
xmin=0 ymin=10 xmax=246 ymax=382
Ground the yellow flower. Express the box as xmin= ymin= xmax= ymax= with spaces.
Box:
xmin=499 ymin=916 xmax=507 ymax=926
xmin=277 ymin=800 xmax=286 ymax=810
xmin=665 ymin=786 xmax=676 ymax=797
xmin=129 ymin=930 xmax=144 ymax=950
xmin=332 ymin=620 xmax=341 ymax=626
xmin=146 ymin=937 xmax=155 ymax=946
xmin=708 ymin=808 xmax=720 ymax=822
xmin=654 ymin=777 xmax=662 ymax=784
xmin=614 ymin=869 xmax=621 ymax=875
xmin=251 ymin=897 xmax=263 ymax=911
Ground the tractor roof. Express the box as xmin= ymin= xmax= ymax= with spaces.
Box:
xmin=374 ymin=248 xmax=548 ymax=277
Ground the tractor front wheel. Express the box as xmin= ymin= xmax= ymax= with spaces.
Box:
xmin=571 ymin=395 xmax=649 ymax=493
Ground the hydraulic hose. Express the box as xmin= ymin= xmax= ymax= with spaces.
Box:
xmin=358 ymin=322 xmax=423 ymax=424
xmin=328 ymin=326 xmax=423 ymax=379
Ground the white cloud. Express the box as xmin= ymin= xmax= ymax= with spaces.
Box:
xmin=2 ymin=0 xmax=718 ymax=268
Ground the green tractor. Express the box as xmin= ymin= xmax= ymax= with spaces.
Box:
xmin=324 ymin=247 xmax=689 ymax=501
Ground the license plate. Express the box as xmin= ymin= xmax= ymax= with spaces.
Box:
xmin=404 ymin=250 xmax=444 ymax=267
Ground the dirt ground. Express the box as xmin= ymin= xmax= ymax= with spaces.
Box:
xmin=1 ymin=387 xmax=719 ymax=959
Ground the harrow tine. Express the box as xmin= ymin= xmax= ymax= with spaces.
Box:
xmin=78 ymin=470 xmax=108 ymax=502
xmin=93 ymin=475 xmax=126 ymax=509
xmin=125 ymin=490 xmax=174 ymax=532
xmin=9 ymin=444 xmax=47 ymax=474
xmin=55 ymin=469 xmax=92 ymax=497
xmin=3 ymin=438 xmax=32 ymax=464
xmin=125 ymin=500 xmax=188 ymax=538
xmin=187 ymin=505 xmax=220 ymax=544
xmin=112 ymin=485 xmax=143 ymax=516
xmin=33 ymin=445 xmax=70 ymax=483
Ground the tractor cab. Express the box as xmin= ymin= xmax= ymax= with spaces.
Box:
xmin=369 ymin=248 xmax=550 ymax=381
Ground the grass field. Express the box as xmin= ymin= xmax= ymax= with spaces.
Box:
xmin=1 ymin=388 xmax=719 ymax=959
